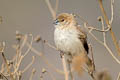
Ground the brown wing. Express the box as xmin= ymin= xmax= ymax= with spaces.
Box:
xmin=81 ymin=38 xmax=89 ymax=54
xmin=76 ymin=26 xmax=89 ymax=54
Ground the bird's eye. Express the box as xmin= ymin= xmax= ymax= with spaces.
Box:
xmin=61 ymin=19 xmax=64 ymax=22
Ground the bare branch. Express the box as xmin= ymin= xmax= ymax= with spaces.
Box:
xmin=86 ymin=24 xmax=120 ymax=64
xmin=45 ymin=0 xmax=56 ymax=19
xmin=84 ymin=23 xmax=103 ymax=45
xmin=98 ymin=0 xmax=120 ymax=56
xmin=76 ymin=14 xmax=110 ymax=32
xmin=83 ymin=13 xmax=120 ymax=65
xmin=109 ymin=0 xmax=114 ymax=24
xmin=29 ymin=68 xmax=36 ymax=80
xmin=55 ymin=0 xmax=59 ymax=16
xmin=66 ymin=59 xmax=73 ymax=80
xmin=22 ymin=56 xmax=35 ymax=73
xmin=0 ymin=42 xmax=15 ymax=80
xmin=61 ymin=54 xmax=69 ymax=80
xmin=104 ymin=43 xmax=120 ymax=64
xmin=26 ymin=41 xmax=64 ymax=75
xmin=117 ymin=72 xmax=120 ymax=80
xmin=89 ymin=44 xmax=95 ymax=72
xmin=0 ymin=72 xmax=8 ymax=80
xmin=43 ymin=40 xmax=57 ymax=50
xmin=23 ymin=34 xmax=33 ymax=57
xmin=87 ymin=26 xmax=110 ymax=32
xmin=97 ymin=16 xmax=106 ymax=43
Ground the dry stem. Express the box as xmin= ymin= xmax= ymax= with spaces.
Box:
xmin=83 ymin=15 xmax=120 ymax=65
xmin=0 ymin=42 xmax=15 ymax=80
xmin=117 ymin=72 xmax=120 ymax=80
xmin=61 ymin=55 xmax=69 ymax=80
xmin=45 ymin=0 xmax=56 ymax=19
xmin=98 ymin=0 xmax=120 ymax=56
xmin=0 ymin=72 xmax=8 ymax=80
xmin=29 ymin=68 xmax=36 ymax=80
xmin=26 ymin=40 xmax=64 ymax=75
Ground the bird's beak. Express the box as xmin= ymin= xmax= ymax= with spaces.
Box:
xmin=53 ymin=19 xmax=59 ymax=25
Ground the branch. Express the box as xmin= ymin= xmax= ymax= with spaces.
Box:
xmin=82 ymin=66 xmax=96 ymax=80
xmin=0 ymin=72 xmax=8 ymax=80
xmin=110 ymin=0 xmax=114 ymax=24
xmin=76 ymin=14 xmax=110 ymax=32
xmin=26 ymin=41 xmax=64 ymax=75
xmin=22 ymin=56 xmax=35 ymax=73
xmin=61 ymin=54 xmax=69 ymax=80
xmin=0 ymin=42 xmax=15 ymax=80
xmin=23 ymin=34 xmax=33 ymax=57
xmin=45 ymin=0 xmax=56 ymax=19
xmin=29 ymin=68 xmax=36 ymax=80
xmin=34 ymin=35 xmax=57 ymax=50
xmin=55 ymin=0 xmax=59 ymax=16
xmin=117 ymin=72 xmax=120 ymax=80
xmin=98 ymin=0 xmax=120 ymax=56
xmin=89 ymin=44 xmax=95 ymax=72
xmin=83 ymin=16 xmax=120 ymax=65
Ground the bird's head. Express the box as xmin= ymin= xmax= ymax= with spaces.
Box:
xmin=54 ymin=13 xmax=77 ymax=28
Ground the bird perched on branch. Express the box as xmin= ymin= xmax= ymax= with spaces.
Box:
xmin=53 ymin=13 xmax=91 ymax=74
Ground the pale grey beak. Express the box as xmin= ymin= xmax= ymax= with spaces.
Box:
xmin=53 ymin=19 xmax=59 ymax=25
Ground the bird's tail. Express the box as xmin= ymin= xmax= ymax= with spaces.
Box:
xmin=72 ymin=53 xmax=93 ymax=75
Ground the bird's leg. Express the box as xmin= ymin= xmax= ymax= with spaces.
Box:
xmin=59 ymin=50 xmax=65 ymax=58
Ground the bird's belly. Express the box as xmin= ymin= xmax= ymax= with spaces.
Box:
xmin=54 ymin=29 xmax=85 ymax=55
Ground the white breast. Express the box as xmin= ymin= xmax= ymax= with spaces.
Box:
xmin=54 ymin=28 xmax=85 ymax=56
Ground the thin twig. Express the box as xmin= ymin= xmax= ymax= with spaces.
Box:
xmin=43 ymin=40 xmax=57 ymax=50
xmin=84 ymin=18 xmax=120 ymax=64
xmin=23 ymin=34 xmax=33 ymax=57
xmin=82 ymin=67 xmax=96 ymax=80
xmin=12 ymin=35 xmax=28 ymax=75
xmin=87 ymin=28 xmax=120 ymax=64
xmin=29 ymin=68 xmax=36 ymax=80
xmin=100 ymin=16 xmax=106 ymax=43
xmin=22 ymin=56 xmax=35 ymax=73
xmin=0 ymin=42 xmax=15 ymax=80
xmin=66 ymin=59 xmax=73 ymax=80
xmin=87 ymin=26 xmax=110 ymax=32
xmin=110 ymin=0 xmax=114 ymax=24
xmin=117 ymin=72 xmax=120 ymax=80
xmin=89 ymin=44 xmax=95 ymax=72
xmin=45 ymin=0 xmax=56 ymax=19
xmin=55 ymin=0 xmax=59 ymax=16
xmin=84 ymin=23 xmax=103 ymax=45
xmin=76 ymin=14 xmax=110 ymax=32
xmin=26 ymin=41 xmax=64 ymax=75
xmin=104 ymin=43 xmax=120 ymax=64
xmin=61 ymin=54 xmax=69 ymax=80
xmin=0 ymin=72 xmax=8 ymax=80
xmin=98 ymin=0 xmax=120 ymax=56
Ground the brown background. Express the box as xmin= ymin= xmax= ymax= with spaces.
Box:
xmin=0 ymin=0 xmax=120 ymax=80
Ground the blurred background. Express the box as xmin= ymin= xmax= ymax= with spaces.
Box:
xmin=0 ymin=0 xmax=120 ymax=80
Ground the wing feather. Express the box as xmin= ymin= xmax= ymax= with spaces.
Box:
xmin=76 ymin=26 xmax=89 ymax=54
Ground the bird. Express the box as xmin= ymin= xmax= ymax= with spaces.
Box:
xmin=53 ymin=13 xmax=92 ymax=75
xmin=54 ymin=13 xmax=89 ymax=57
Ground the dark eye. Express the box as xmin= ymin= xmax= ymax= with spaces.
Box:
xmin=61 ymin=19 xmax=64 ymax=22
